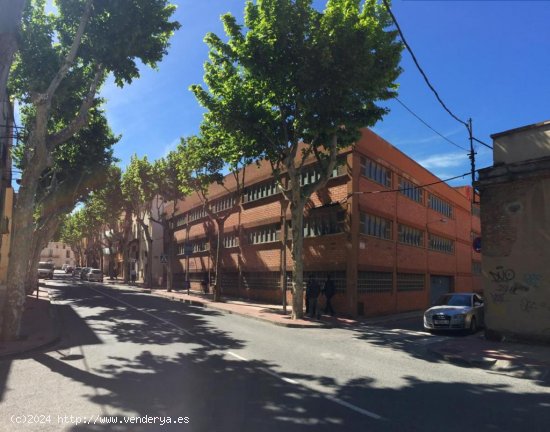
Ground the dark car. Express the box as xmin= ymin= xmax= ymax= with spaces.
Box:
xmin=423 ymin=293 xmax=484 ymax=333
xmin=80 ymin=267 xmax=92 ymax=280
xmin=72 ymin=267 xmax=82 ymax=277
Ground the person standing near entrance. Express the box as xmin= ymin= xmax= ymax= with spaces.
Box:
xmin=130 ymin=268 xmax=136 ymax=285
xmin=323 ymin=275 xmax=336 ymax=316
xmin=306 ymin=276 xmax=321 ymax=319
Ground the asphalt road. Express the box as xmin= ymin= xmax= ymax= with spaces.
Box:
xmin=0 ymin=274 xmax=548 ymax=432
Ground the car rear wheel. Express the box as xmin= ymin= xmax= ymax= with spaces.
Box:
xmin=469 ymin=317 xmax=477 ymax=334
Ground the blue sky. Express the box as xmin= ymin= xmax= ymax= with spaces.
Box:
xmin=46 ymin=1 xmax=550 ymax=187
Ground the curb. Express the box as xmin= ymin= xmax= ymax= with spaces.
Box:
xmin=0 ymin=291 xmax=62 ymax=360
xmin=153 ymin=292 xmax=329 ymax=329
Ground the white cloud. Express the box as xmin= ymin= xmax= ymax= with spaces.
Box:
xmin=417 ymin=152 xmax=467 ymax=169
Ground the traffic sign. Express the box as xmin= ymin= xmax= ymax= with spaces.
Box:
xmin=160 ymin=254 xmax=168 ymax=264
xmin=472 ymin=236 xmax=481 ymax=253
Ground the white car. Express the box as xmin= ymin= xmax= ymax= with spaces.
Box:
xmin=424 ymin=293 xmax=484 ymax=333
xmin=86 ymin=269 xmax=104 ymax=283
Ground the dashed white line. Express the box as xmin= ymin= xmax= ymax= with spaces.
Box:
xmin=90 ymin=285 xmax=384 ymax=421
xmin=227 ymin=351 xmax=248 ymax=361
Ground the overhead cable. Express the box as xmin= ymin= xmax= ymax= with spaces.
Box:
xmin=395 ymin=97 xmax=469 ymax=151
xmin=382 ymin=0 xmax=468 ymax=127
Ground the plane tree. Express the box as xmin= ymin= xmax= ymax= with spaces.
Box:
xmin=176 ymin=125 xmax=259 ymax=302
xmin=2 ymin=0 xmax=180 ymax=340
xmin=191 ymin=0 xmax=402 ymax=318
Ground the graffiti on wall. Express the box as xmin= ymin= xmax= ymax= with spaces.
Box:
xmin=488 ymin=266 xmax=547 ymax=313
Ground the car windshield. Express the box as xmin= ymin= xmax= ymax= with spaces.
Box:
xmin=436 ymin=294 xmax=471 ymax=307
xmin=91 ymin=270 xmax=101 ymax=274
xmin=38 ymin=263 xmax=53 ymax=269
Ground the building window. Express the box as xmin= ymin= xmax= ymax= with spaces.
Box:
xmin=428 ymin=234 xmax=455 ymax=254
xmin=223 ymin=233 xmax=239 ymax=248
xmin=299 ymin=159 xmax=346 ymax=187
xmin=398 ymin=224 xmax=424 ymax=247
xmin=62 ymin=244 xmax=66 ymax=249
xmin=66 ymin=250 xmax=70 ymax=258
xmin=472 ymin=261 xmax=482 ymax=275
xmin=472 ymin=205 xmax=480 ymax=218
xmin=360 ymin=213 xmax=392 ymax=240
xmin=399 ymin=177 xmax=423 ymax=203
xmin=428 ymin=194 xmax=453 ymax=218
xmin=397 ymin=273 xmax=425 ymax=291
xmin=247 ymin=224 xmax=280 ymax=245
xmin=188 ymin=207 xmax=207 ymax=223
xmin=244 ymin=180 xmax=279 ymax=203
xmin=173 ymin=214 xmax=187 ymax=228
xmin=304 ymin=210 xmax=345 ymax=237
xmin=360 ymin=157 xmax=391 ymax=187
xmin=213 ymin=195 xmax=237 ymax=213
xmin=358 ymin=271 xmax=393 ymax=293
xmin=242 ymin=272 xmax=281 ymax=290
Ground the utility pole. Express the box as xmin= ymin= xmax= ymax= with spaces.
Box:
xmin=468 ymin=118 xmax=476 ymax=191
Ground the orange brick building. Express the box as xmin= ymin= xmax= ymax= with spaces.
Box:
xmin=169 ymin=129 xmax=482 ymax=317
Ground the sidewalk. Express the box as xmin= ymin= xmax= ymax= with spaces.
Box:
xmin=426 ymin=334 xmax=550 ymax=382
xmin=0 ymin=288 xmax=59 ymax=359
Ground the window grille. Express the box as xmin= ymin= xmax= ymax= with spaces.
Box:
xmin=472 ymin=261 xmax=482 ymax=275
xmin=242 ymin=272 xmax=280 ymax=290
xmin=188 ymin=207 xmax=207 ymax=223
xmin=360 ymin=157 xmax=391 ymax=187
xmin=358 ymin=271 xmax=393 ymax=293
xmin=247 ymin=224 xmax=280 ymax=245
xmin=428 ymin=234 xmax=455 ymax=254
xmin=213 ymin=195 xmax=237 ymax=213
xmin=428 ymin=194 xmax=453 ymax=218
xmin=398 ymin=224 xmax=424 ymax=247
xmin=360 ymin=213 xmax=392 ymax=239
xmin=397 ymin=273 xmax=425 ymax=291
xmin=244 ymin=180 xmax=279 ymax=203
xmin=223 ymin=233 xmax=239 ymax=248
xmin=304 ymin=210 xmax=345 ymax=237
xmin=399 ymin=177 xmax=423 ymax=203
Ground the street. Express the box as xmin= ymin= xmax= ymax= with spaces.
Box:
xmin=0 ymin=274 xmax=548 ymax=432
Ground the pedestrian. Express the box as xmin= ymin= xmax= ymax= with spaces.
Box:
xmin=306 ymin=276 xmax=321 ymax=319
xmin=130 ymin=268 xmax=136 ymax=285
xmin=323 ymin=274 xmax=336 ymax=316
xmin=201 ymin=276 xmax=209 ymax=294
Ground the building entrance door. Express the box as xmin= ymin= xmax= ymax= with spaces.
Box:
xmin=430 ymin=275 xmax=453 ymax=305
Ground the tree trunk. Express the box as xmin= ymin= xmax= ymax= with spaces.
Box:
xmin=165 ymin=222 xmax=174 ymax=292
xmin=0 ymin=0 xmax=25 ymax=339
xmin=137 ymin=219 xmax=154 ymax=288
xmin=1 ymin=167 xmax=42 ymax=340
xmin=212 ymin=218 xmax=224 ymax=302
xmin=289 ymin=195 xmax=306 ymax=320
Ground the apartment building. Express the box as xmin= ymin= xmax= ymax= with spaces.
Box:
xmin=169 ymin=129 xmax=481 ymax=317
xmin=39 ymin=241 xmax=76 ymax=269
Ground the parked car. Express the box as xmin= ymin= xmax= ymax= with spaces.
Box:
xmin=80 ymin=267 xmax=92 ymax=280
xmin=37 ymin=262 xmax=55 ymax=279
xmin=424 ymin=293 xmax=484 ymax=333
xmin=86 ymin=269 xmax=104 ymax=283
xmin=65 ymin=265 xmax=74 ymax=274
xmin=72 ymin=267 xmax=82 ymax=277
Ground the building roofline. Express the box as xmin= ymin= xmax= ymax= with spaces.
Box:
xmin=490 ymin=119 xmax=550 ymax=139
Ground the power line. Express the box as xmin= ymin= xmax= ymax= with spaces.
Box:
xmin=382 ymin=0 xmax=468 ymax=127
xmin=472 ymin=136 xmax=493 ymax=150
xmin=395 ymin=97 xmax=469 ymax=151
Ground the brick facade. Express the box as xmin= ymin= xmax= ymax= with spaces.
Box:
xmin=169 ymin=129 xmax=482 ymax=317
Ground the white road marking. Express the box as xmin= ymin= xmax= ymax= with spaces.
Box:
xmin=227 ymin=351 xmax=248 ymax=361
xmin=90 ymin=285 xmax=384 ymax=421
xmin=325 ymin=395 xmax=383 ymax=420
xmin=88 ymin=286 xmax=195 ymax=337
